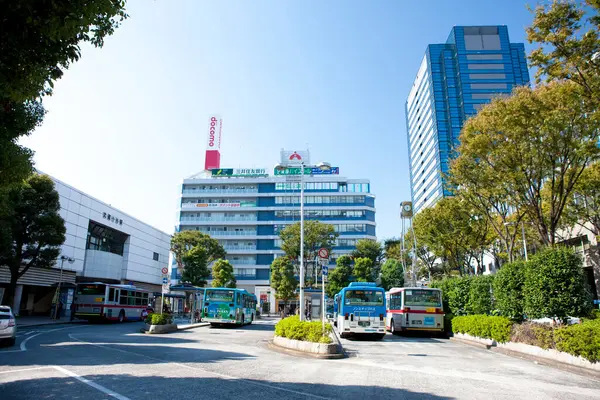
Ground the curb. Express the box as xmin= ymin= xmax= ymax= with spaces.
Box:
xmin=177 ymin=322 xmax=210 ymax=331
xmin=267 ymin=340 xmax=345 ymax=359
xmin=449 ymin=336 xmax=493 ymax=350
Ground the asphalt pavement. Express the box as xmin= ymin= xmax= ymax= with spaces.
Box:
xmin=0 ymin=319 xmax=599 ymax=399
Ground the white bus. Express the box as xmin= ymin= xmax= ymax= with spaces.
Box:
xmin=386 ymin=287 xmax=444 ymax=335
xmin=74 ymin=283 xmax=152 ymax=322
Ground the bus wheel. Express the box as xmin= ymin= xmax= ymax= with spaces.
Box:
xmin=118 ymin=310 xmax=125 ymax=323
xmin=390 ymin=320 xmax=396 ymax=335
xmin=241 ymin=314 xmax=245 ymax=325
xmin=250 ymin=314 xmax=254 ymax=324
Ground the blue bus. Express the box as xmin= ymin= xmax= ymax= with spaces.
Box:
xmin=335 ymin=282 xmax=386 ymax=339
xmin=203 ymin=288 xmax=257 ymax=326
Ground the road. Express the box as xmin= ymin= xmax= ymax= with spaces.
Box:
xmin=1 ymin=319 xmax=599 ymax=400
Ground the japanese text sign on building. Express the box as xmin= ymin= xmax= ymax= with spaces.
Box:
xmin=274 ymin=167 xmax=339 ymax=176
xmin=211 ymin=168 xmax=268 ymax=177
xmin=102 ymin=212 xmax=123 ymax=226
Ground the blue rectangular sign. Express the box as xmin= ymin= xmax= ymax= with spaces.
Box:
xmin=322 ymin=266 xmax=328 ymax=276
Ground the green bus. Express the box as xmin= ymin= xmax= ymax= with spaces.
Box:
xmin=203 ymin=288 xmax=257 ymax=326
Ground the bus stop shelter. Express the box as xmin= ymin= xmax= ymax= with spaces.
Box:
xmin=166 ymin=283 xmax=205 ymax=324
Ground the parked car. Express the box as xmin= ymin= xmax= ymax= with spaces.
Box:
xmin=0 ymin=306 xmax=16 ymax=347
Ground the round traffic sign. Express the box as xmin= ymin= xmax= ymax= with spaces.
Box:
xmin=318 ymin=248 xmax=329 ymax=259
xmin=161 ymin=267 xmax=168 ymax=274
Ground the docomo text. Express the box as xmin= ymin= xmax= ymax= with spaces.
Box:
xmin=208 ymin=117 xmax=218 ymax=147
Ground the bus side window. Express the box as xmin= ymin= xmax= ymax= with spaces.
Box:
xmin=108 ymin=288 xmax=115 ymax=302
xmin=120 ymin=290 xmax=128 ymax=305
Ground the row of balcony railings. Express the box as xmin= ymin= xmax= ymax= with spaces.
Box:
xmin=182 ymin=188 xmax=258 ymax=194
xmin=180 ymin=216 xmax=258 ymax=222
xmin=197 ymin=230 xmax=258 ymax=236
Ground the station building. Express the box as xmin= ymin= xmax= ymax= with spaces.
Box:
xmin=0 ymin=174 xmax=171 ymax=316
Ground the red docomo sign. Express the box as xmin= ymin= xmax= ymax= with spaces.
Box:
xmin=207 ymin=115 xmax=222 ymax=149
xmin=209 ymin=117 xmax=217 ymax=147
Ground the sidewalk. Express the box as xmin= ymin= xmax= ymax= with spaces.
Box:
xmin=16 ymin=315 xmax=84 ymax=328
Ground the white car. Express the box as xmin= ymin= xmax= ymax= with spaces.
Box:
xmin=0 ymin=305 xmax=16 ymax=346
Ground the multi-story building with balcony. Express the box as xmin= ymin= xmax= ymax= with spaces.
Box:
xmin=173 ymin=166 xmax=376 ymax=313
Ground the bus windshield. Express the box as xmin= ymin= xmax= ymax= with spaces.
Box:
xmin=344 ymin=290 xmax=384 ymax=306
xmin=206 ymin=290 xmax=234 ymax=302
xmin=76 ymin=284 xmax=106 ymax=295
xmin=404 ymin=289 xmax=441 ymax=307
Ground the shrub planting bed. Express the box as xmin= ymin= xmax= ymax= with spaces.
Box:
xmin=275 ymin=315 xmax=332 ymax=344
xmin=453 ymin=315 xmax=600 ymax=363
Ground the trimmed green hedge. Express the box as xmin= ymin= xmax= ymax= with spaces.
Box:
xmin=452 ymin=315 xmax=512 ymax=343
xmin=146 ymin=313 xmax=172 ymax=325
xmin=493 ymin=261 xmax=526 ymax=321
xmin=511 ymin=320 xmax=600 ymax=363
xmin=275 ymin=315 xmax=332 ymax=344
xmin=523 ymin=247 xmax=592 ymax=322
xmin=555 ymin=319 xmax=600 ymax=363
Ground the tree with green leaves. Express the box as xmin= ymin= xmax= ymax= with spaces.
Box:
xmin=411 ymin=197 xmax=490 ymax=275
xmin=380 ymin=259 xmax=404 ymax=291
xmin=352 ymin=239 xmax=383 ymax=266
xmin=279 ymin=220 xmax=338 ymax=281
xmin=0 ymin=175 xmax=66 ymax=307
xmin=527 ymin=0 xmax=600 ymax=107
xmin=451 ymin=82 xmax=600 ymax=247
xmin=352 ymin=257 xmax=373 ymax=282
xmin=326 ymin=255 xmax=352 ymax=298
xmin=562 ymin=162 xmax=600 ymax=237
xmin=270 ymin=257 xmax=298 ymax=312
xmin=352 ymin=239 xmax=383 ymax=278
xmin=383 ymin=239 xmax=401 ymax=260
xmin=0 ymin=1 xmax=129 ymax=187
xmin=170 ymin=231 xmax=226 ymax=287
xmin=211 ymin=259 xmax=236 ymax=288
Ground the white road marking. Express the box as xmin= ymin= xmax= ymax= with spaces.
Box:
xmin=20 ymin=332 xmax=45 ymax=351
xmin=0 ymin=366 xmax=53 ymax=375
xmin=53 ymin=366 xmax=131 ymax=400
xmin=0 ymin=325 xmax=90 ymax=354
xmin=68 ymin=333 xmax=331 ymax=399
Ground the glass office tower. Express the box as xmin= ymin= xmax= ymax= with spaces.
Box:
xmin=406 ymin=26 xmax=530 ymax=213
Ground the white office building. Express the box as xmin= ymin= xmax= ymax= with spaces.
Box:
xmin=0 ymin=174 xmax=171 ymax=316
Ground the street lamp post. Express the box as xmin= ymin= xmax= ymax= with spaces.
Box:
xmin=299 ymin=161 xmax=305 ymax=321
xmin=53 ymin=255 xmax=75 ymax=320
xmin=275 ymin=160 xmax=331 ymax=322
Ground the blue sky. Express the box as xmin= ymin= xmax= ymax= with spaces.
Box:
xmin=20 ymin=0 xmax=538 ymax=239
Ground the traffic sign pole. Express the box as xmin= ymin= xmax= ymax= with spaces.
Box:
xmin=321 ymin=259 xmax=326 ymax=332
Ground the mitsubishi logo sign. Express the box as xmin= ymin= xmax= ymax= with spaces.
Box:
xmin=289 ymin=152 xmax=302 ymax=161
xmin=280 ymin=150 xmax=310 ymax=166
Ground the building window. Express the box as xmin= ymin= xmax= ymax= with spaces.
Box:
xmin=471 ymin=83 xmax=507 ymax=90
xmin=466 ymin=54 xmax=502 ymax=60
xmin=471 ymin=93 xmax=498 ymax=100
xmin=467 ymin=64 xmax=504 ymax=70
xmin=469 ymin=73 xmax=506 ymax=80
xmin=153 ymin=252 xmax=159 ymax=261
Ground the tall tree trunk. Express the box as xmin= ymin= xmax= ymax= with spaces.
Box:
xmin=5 ymin=271 xmax=19 ymax=310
